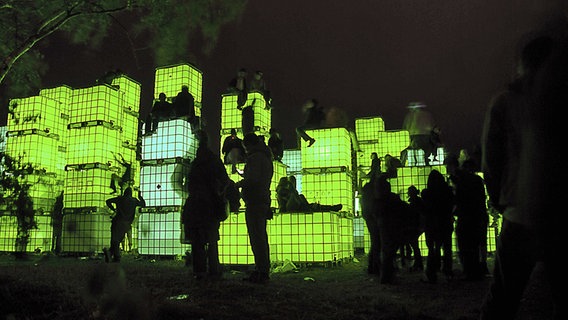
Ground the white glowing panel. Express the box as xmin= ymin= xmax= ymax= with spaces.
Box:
xmin=137 ymin=211 xmax=189 ymax=256
xmin=141 ymin=119 xmax=197 ymax=160
xmin=139 ymin=162 xmax=188 ymax=207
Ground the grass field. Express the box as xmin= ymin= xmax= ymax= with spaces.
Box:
xmin=0 ymin=252 xmax=552 ymax=320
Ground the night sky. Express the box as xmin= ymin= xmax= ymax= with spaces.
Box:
xmin=27 ymin=0 xmax=568 ymax=153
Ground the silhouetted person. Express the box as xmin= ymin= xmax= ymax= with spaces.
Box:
xmin=360 ymin=175 xmax=381 ymax=275
xmin=221 ymin=129 xmax=246 ymax=174
xmin=480 ymin=34 xmax=562 ymax=319
xmin=403 ymin=185 xmax=425 ymax=271
xmin=51 ymin=191 xmax=64 ymax=254
xmin=173 ymin=85 xmax=197 ymax=132
xmin=104 ymin=187 xmax=145 ymax=263
xmin=110 ymin=153 xmax=132 ymax=195
xmin=249 ymin=70 xmax=270 ymax=108
xmin=366 ymin=152 xmax=381 ymax=180
xmin=235 ymin=133 xmax=274 ymax=283
xmin=182 ymin=130 xmax=230 ymax=280
xmin=276 ymin=176 xmax=293 ymax=213
xmin=421 ymin=169 xmax=455 ymax=282
xmin=296 ymin=99 xmax=325 ymax=147
xmin=267 ymin=128 xmax=283 ymax=161
xmin=145 ymin=92 xmax=173 ymax=135
xmin=402 ymin=102 xmax=436 ymax=165
xmin=228 ymin=68 xmax=248 ymax=108
xmin=450 ymin=158 xmax=487 ymax=281
xmin=383 ymin=154 xmax=402 ymax=179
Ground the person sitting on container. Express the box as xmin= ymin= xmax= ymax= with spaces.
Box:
xmin=221 ymin=129 xmax=246 ymax=174
xmin=173 ymin=85 xmax=197 ymax=132
xmin=144 ymin=92 xmax=173 ymax=135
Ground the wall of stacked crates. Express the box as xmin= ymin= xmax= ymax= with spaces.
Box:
xmin=137 ymin=63 xmax=201 ymax=256
xmin=352 ymin=116 xmax=499 ymax=256
xmin=0 ymin=76 xmax=142 ymax=253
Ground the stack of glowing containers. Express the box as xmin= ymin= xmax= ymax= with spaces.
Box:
xmin=275 ymin=127 xmax=352 ymax=263
xmin=138 ymin=64 xmax=202 ymax=256
xmin=218 ymin=86 xmax=285 ymax=265
xmin=60 ymin=80 xmax=140 ymax=254
xmin=5 ymin=93 xmax=68 ymax=212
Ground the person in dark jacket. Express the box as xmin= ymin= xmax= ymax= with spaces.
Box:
xmin=450 ymin=159 xmax=488 ymax=280
xmin=173 ymin=85 xmax=197 ymax=132
xmin=296 ymin=99 xmax=325 ymax=147
xmin=235 ymin=132 xmax=274 ymax=283
xmin=221 ymin=129 xmax=246 ymax=174
xmin=421 ymin=169 xmax=455 ymax=282
xmin=104 ymin=187 xmax=145 ymax=262
xmin=267 ymin=128 xmax=283 ymax=161
xmin=144 ymin=92 xmax=173 ymax=135
xmin=182 ymin=130 xmax=231 ymax=280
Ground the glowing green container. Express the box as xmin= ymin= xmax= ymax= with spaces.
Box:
xmin=301 ymin=168 xmax=354 ymax=213
xmin=220 ymin=92 xmax=272 ymax=132
xmin=355 ymin=116 xmax=385 ymax=142
xmin=7 ymin=96 xmax=68 ymax=138
xmin=137 ymin=210 xmax=190 ymax=256
xmin=63 ymin=164 xmax=115 ymax=209
xmin=139 ymin=159 xmax=189 ymax=207
xmin=0 ymin=215 xmax=52 ymax=252
xmin=154 ymin=63 xmax=203 ymax=103
xmin=69 ymin=85 xmax=123 ymax=125
xmin=60 ymin=212 xmax=111 ymax=254
xmin=66 ymin=121 xmax=121 ymax=165
xmin=5 ymin=131 xmax=64 ymax=174
xmin=301 ymin=128 xmax=352 ymax=170
xmin=111 ymin=75 xmax=142 ymax=113
xmin=376 ymin=130 xmax=410 ymax=159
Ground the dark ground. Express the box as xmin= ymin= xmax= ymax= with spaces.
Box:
xmin=0 ymin=252 xmax=553 ymax=320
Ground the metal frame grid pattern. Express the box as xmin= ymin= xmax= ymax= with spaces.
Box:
xmin=111 ymin=76 xmax=141 ymax=113
xmin=270 ymin=212 xmax=340 ymax=263
xmin=39 ymin=85 xmax=73 ymax=107
xmin=141 ymin=119 xmax=197 ymax=161
xmin=154 ymin=63 xmax=203 ymax=102
xmin=0 ymin=215 xmax=52 ymax=252
xmin=69 ymin=85 xmax=123 ymax=125
xmin=301 ymin=169 xmax=354 ymax=213
xmin=7 ymin=96 xmax=68 ymax=138
xmin=301 ymin=128 xmax=352 ymax=170
xmin=139 ymin=161 xmax=189 ymax=207
xmin=376 ymin=130 xmax=410 ymax=159
xmin=61 ymin=213 xmax=111 ymax=253
xmin=221 ymin=92 xmax=271 ymax=132
xmin=5 ymin=132 xmax=64 ymax=173
xmin=355 ymin=116 xmax=385 ymax=142
xmin=137 ymin=211 xmax=190 ymax=256
xmin=404 ymin=147 xmax=446 ymax=166
xmin=63 ymin=165 xmax=115 ymax=209
xmin=66 ymin=122 xmax=121 ymax=165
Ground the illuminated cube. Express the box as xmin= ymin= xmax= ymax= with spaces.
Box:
xmin=137 ymin=210 xmax=190 ymax=256
xmin=390 ymin=165 xmax=446 ymax=198
xmin=5 ymin=130 xmax=65 ymax=174
xmin=282 ymin=149 xmax=301 ymax=175
xmin=61 ymin=213 xmax=111 ymax=254
xmin=66 ymin=121 xmax=122 ymax=165
xmin=0 ymin=215 xmax=52 ymax=253
xmin=355 ymin=116 xmax=385 ymax=142
xmin=301 ymin=128 xmax=352 ymax=170
xmin=39 ymin=85 xmax=73 ymax=109
xmin=301 ymin=168 xmax=354 ymax=213
xmin=219 ymin=213 xmax=257 ymax=265
xmin=338 ymin=215 xmax=354 ymax=260
xmin=221 ymin=92 xmax=271 ymax=132
xmin=120 ymin=112 xmax=140 ymax=149
xmin=271 ymin=212 xmax=339 ymax=263
xmin=139 ymin=159 xmax=189 ymax=207
xmin=111 ymin=75 xmax=141 ymax=113
xmin=141 ymin=119 xmax=197 ymax=160
xmin=69 ymin=85 xmax=124 ymax=125
xmin=63 ymin=164 xmax=116 ymax=209
xmin=376 ymin=130 xmax=410 ymax=159
xmin=7 ymin=96 xmax=68 ymax=138
xmin=154 ymin=63 xmax=203 ymax=103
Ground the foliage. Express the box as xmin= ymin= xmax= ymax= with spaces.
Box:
xmin=0 ymin=0 xmax=247 ymax=106
xmin=0 ymin=152 xmax=39 ymax=254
